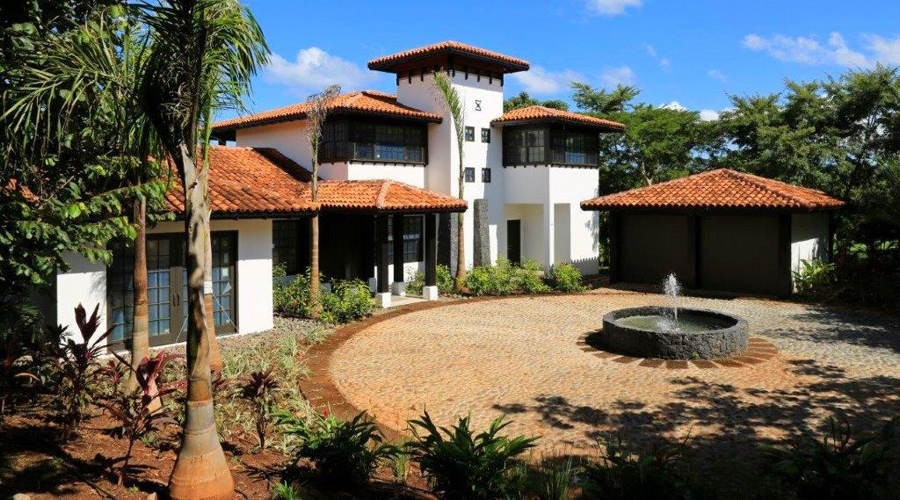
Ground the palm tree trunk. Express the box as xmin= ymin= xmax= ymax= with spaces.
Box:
xmin=128 ymin=198 xmax=149 ymax=393
xmin=309 ymin=214 xmax=320 ymax=318
xmin=203 ymin=203 xmax=223 ymax=373
xmin=168 ymin=145 xmax=233 ymax=500
xmin=454 ymin=148 xmax=467 ymax=291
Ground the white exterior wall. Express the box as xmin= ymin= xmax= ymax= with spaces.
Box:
xmin=346 ymin=162 xmax=426 ymax=187
xmin=54 ymin=218 xmax=274 ymax=347
xmin=791 ymin=212 xmax=830 ymax=273
xmin=237 ymin=121 xmax=311 ymax=167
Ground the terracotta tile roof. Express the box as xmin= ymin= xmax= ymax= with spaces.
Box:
xmin=368 ymin=41 xmax=529 ymax=73
xmin=164 ymin=146 xmax=319 ymax=217
xmin=492 ymin=105 xmax=626 ymax=131
xmin=211 ymin=90 xmax=442 ymax=132
xmin=581 ymin=169 xmax=845 ymax=211
xmin=317 ymin=180 xmax=467 ymax=213
xmin=165 ymin=146 xmax=466 ymax=216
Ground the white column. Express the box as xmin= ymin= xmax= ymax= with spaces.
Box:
xmin=543 ymin=202 xmax=555 ymax=270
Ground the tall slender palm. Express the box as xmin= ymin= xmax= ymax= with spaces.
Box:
xmin=304 ymin=85 xmax=341 ymax=316
xmin=432 ymin=71 xmax=467 ymax=290
xmin=136 ymin=1 xmax=267 ymax=497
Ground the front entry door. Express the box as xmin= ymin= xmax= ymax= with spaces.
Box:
xmin=507 ymin=220 xmax=521 ymax=265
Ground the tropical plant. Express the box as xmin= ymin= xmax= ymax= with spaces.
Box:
xmin=432 ymin=71 xmax=468 ymax=292
xmin=100 ymin=351 xmax=178 ymax=485
xmin=277 ymin=408 xmax=397 ymax=484
xmin=580 ymin=434 xmax=698 ymax=500
xmin=0 ymin=296 xmax=43 ymax=420
xmin=760 ymin=416 xmax=900 ymax=499
xmin=271 ymin=481 xmax=303 ymax=500
xmin=792 ymin=259 xmax=837 ymax=297
xmin=503 ymin=91 xmax=569 ymax=112
xmin=319 ymin=279 xmax=375 ymax=325
xmin=517 ymin=258 xmax=551 ymax=294
xmin=532 ymin=455 xmax=575 ymax=500
xmin=134 ymin=0 xmax=268 ymax=496
xmin=304 ymin=84 xmax=341 ymax=318
xmin=549 ymin=263 xmax=586 ymax=292
xmin=465 ymin=259 xmax=516 ymax=296
xmin=234 ymin=368 xmax=279 ymax=450
xmin=406 ymin=264 xmax=454 ymax=296
xmin=51 ymin=304 xmax=114 ymax=436
xmin=405 ymin=411 xmax=538 ymax=499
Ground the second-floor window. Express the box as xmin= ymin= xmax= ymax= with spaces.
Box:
xmin=502 ymin=126 xmax=599 ymax=167
xmin=465 ymin=126 xmax=475 ymax=142
xmin=464 ymin=167 xmax=475 ymax=182
xmin=320 ymin=120 xmax=427 ymax=164
xmin=481 ymin=128 xmax=491 ymax=143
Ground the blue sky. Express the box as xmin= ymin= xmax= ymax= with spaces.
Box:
xmin=224 ymin=0 xmax=900 ymax=121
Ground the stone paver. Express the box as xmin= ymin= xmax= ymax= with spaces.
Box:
xmin=323 ymin=289 xmax=900 ymax=487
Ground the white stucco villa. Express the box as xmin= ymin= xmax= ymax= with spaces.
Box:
xmin=41 ymin=41 xmax=842 ymax=350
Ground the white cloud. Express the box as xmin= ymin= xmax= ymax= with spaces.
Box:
xmin=659 ymin=57 xmax=671 ymax=69
xmin=511 ymin=65 xmax=584 ymax=95
xmin=662 ymin=101 xmax=687 ymax=111
xmin=865 ymin=34 xmax=900 ymax=65
xmin=644 ymin=44 xmax=657 ymax=58
xmin=699 ymin=109 xmax=720 ymax=121
xmin=586 ymin=0 xmax=642 ymax=16
xmin=644 ymin=43 xmax=671 ymax=69
xmin=265 ymin=47 xmax=377 ymax=93
xmin=741 ymin=32 xmax=875 ymax=67
xmin=707 ymin=69 xmax=728 ymax=83
xmin=600 ymin=66 xmax=635 ymax=87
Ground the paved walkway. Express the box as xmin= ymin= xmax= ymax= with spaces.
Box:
xmin=316 ymin=289 xmax=900 ymax=487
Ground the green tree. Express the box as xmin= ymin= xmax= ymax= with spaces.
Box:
xmin=503 ymin=91 xmax=569 ymax=112
xmin=571 ymin=82 xmax=640 ymax=114
xmin=432 ymin=71 xmax=468 ymax=291
xmin=135 ymin=1 xmax=268 ymax=497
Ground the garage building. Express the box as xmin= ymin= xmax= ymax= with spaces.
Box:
xmin=581 ymin=169 xmax=844 ymax=297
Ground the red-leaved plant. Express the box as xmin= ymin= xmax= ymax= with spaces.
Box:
xmin=50 ymin=304 xmax=114 ymax=436
xmin=235 ymin=369 xmax=279 ymax=450
xmin=101 ymin=350 xmax=179 ymax=486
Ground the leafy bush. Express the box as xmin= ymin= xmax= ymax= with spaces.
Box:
xmin=50 ymin=304 xmax=113 ymax=436
xmin=760 ymin=416 xmax=900 ymax=499
xmin=100 ymin=351 xmax=177 ymax=485
xmin=0 ymin=296 xmax=44 ymax=419
xmin=319 ymin=279 xmax=375 ymax=324
xmin=793 ymin=259 xmax=837 ymax=297
xmin=465 ymin=259 xmax=518 ymax=296
xmin=549 ymin=263 xmax=586 ymax=292
xmin=277 ymin=409 xmax=397 ymax=484
xmin=581 ymin=434 xmax=699 ymax=500
xmin=405 ymin=411 xmax=538 ymax=498
xmin=274 ymin=267 xmax=374 ymax=324
xmin=406 ymin=264 xmax=454 ymax=296
xmin=234 ymin=369 xmax=280 ymax=450
xmin=531 ymin=456 xmax=575 ymax=500
xmin=518 ymin=259 xmax=551 ymax=294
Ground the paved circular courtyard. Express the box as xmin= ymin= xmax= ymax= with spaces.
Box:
xmin=323 ymin=289 xmax=900 ymax=483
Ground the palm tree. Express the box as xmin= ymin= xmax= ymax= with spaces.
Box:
xmin=136 ymin=1 xmax=267 ymax=497
xmin=432 ymin=71 xmax=467 ymax=291
xmin=304 ymin=85 xmax=341 ymax=316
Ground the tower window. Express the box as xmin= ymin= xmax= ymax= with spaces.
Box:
xmin=482 ymin=168 xmax=492 ymax=183
xmin=464 ymin=167 xmax=476 ymax=182
xmin=465 ymin=126 xmax=475 ymax=142
xmin=481 ymin=128 xmax=491 ymax=143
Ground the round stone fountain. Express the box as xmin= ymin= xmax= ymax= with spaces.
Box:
xmin=597 ymin=274 xmax=749 ymax=360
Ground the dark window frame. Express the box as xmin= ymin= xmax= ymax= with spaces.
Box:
xmin=319 ymin=118 xmax=428 ymax=165
xmin=502 ymin=125 xmax=600 ymax=167
xmin=482 ymin=168 xmax=492 ymax=183
xmin=387 ymin=215 xmax=424 ymax=263
xmin=464 ymin=126 xmax=475 ymax=142
xmin=464 ymin=167 xmax=476 ymax=182
xmin=481 ymin=128 xmax=491 ymax=143
xmin=272 ymin=220 xmax=301 ymax=275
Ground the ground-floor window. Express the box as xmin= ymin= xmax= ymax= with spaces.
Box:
xmin=388 ymin=215 xmax=424 ymax=263
xmin=107 ymin=231 xmax=237 ymax=348
xmin=273 ymin=220 xmax=301 ymax=275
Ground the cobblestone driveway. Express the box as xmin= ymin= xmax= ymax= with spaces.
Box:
xmin=327 ymin=289 xmax=900 ymax=486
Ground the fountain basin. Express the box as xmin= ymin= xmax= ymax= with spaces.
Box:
xmin=599 ymin=306 xmax=748 ymax=360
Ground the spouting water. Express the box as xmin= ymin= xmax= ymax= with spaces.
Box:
xmin=659 ymin=273 xmax=682 ymax=332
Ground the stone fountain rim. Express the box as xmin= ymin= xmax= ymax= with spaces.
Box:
xmin=602 ymin=306 xmax=747 ymax=335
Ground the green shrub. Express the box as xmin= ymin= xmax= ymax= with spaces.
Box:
xmin=406 ymin=411 xmax=538 ymax=499
xmin=406 ymin=264 xmax=454 ymax=296
xmin=465 ymin=259 xmax=517 ymax=296
xmin=760 ymin=416 xmax=899 ymax=499
xmin=277 ymin=409 xmax=397 ymax=484
xmin=581 ymin=434 xmax=700 ymax=500
xmin=319 ymin=279 xmax=375 ymax=324
xmin=517 ymin=259 xmax=550 ymax=294
xmin=793 ymin=259 xmax=837 ymax=297
xmin=549 ymin=263 xmax=586 ymax=292
xmin=274 ymin=267 xmax=374 ymax=324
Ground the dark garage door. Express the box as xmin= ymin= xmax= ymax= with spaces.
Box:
xmin=620 ymin=214 xmax=692 ymax=285
xmin=699 ymin=215 xmax=779 ymax=295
